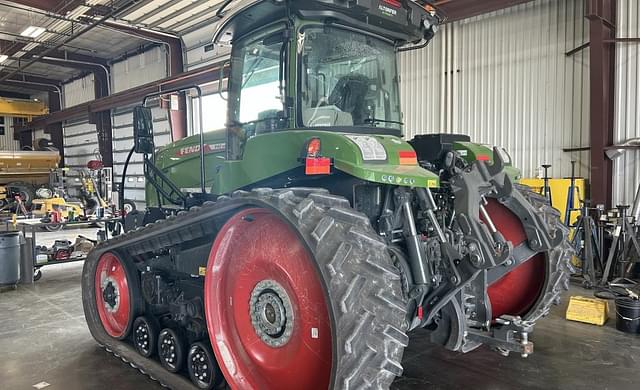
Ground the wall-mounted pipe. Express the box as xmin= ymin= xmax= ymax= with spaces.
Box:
xmin=3 ymin=79 xmax=63 ymax=109
xmin=41 ymin=56 xmax=111 ymax=95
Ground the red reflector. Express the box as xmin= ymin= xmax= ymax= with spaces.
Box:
xmin=477 ymin=154 xmax=490 ymax=161
xmin=398 ymin=150 xmax=418 ymax=165
xmin=382 ymin=0 xmax=401 ymax=7
xmin=305 ymin=157 xmax=331 ymax=175
xmin=417 ymin=306 xmax=424 ymax=320
xmin=307 ymin=138 xmax=321 ymax=157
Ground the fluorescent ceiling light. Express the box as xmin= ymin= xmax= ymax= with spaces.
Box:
xmin=20 ymin=26 xmax=46 ymax=38
xmin=0 ymin=54 xmax=8 ymax=63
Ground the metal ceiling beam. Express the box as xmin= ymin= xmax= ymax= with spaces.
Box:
xmin=17 ymin=59 xmax=227 ymax=132
xmin=97 ymin=20 xmax=182 ymax=75
xmin=146 ymin=0 xmax=211 ymax=29
xmin=434 ymin=0 xmax=535 ymax=22
xmin=0 ymin=72 xmax=61 ymax=84
xmin=129 ymin=0 xmax=173 ymax=25
xmin=0 ymin=29 xmax=99 ymax=53
xmin=0 ymin=0 xmax=146 ymax=83
xmin=39 ymin=49 xmax=109 ymax=66
xmin=0 ymin=66 xmax=67 ymax=81
xmin=0 ymin=90 xmax=31 ymax=99
xmin=0 ymin=38 xmax=26 ymax=56
xmin=113 ymin=0 xmax=156 ymax=19
xmin=168 ymin=8 xmax=219 ymax=32
xmin=587 ymin=0 xmax=616 ymax=209
xmin=3 ymin=79 xmax=60 ymax=93
xmin=9 ymin=0 xmax=91 ymax=14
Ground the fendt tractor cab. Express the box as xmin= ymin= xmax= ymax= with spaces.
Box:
xmin=83 ymin=1 xmax=571 ymax=389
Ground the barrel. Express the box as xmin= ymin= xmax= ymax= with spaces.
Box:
xmin=615 ymin=297 xmax=640 ymax=334
xmin=0 ymin=232 xmax=22 ymax=286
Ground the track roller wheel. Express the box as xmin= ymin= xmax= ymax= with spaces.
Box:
xmin=206 ymin=189 xmax=408 ymax=389
xmin=133 ymin=316 xmax=158 ymax=358
xmin=158 ymin=328 xmax=185 ymax=373
xmin=187 ymin=342 xmax=223 ymax=390
xmin=94 ymin=251 xmax=139 ymax=339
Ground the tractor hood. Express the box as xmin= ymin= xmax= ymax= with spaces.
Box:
xmin=213 ymin=131 xmax=440 ymax=194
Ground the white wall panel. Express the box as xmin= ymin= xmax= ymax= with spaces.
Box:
xmin=398 ymin=26 xmax=444 ymax=140
xmin=108 ymin=48 xmax=171 ymax=204
xmin=112 ymin=46 xmax=167 ymax=93
xmin=0 ymin=116 xmax=19 ymax=151
xmin=182 ymin=24 xmax=230 ymax=70
xmin=62 ymin=119 xmax=99 ymax=169
xmin=613 ymin=0 xmax=640 ymax=206
xmin=63 ymin=74 xmax=96 ymax=108
xmin=111 ymin=105 xmax=171 ymax=204
xmin=398 ymin=0 xmax=589 ymax=179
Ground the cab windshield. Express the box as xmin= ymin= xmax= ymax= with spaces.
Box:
xmin=299 ymin=26 xmax=402 ymax=131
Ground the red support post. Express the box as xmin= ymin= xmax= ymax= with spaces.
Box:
xmin=586 ymin=0 xmax=616 ymax=209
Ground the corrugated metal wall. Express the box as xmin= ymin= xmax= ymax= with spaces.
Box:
xmin=112 ymin=47 xmax=168 ymax=92
xmin=111 ymin=47 xmax=169 ymax=205
xmin=399 ymin=0 xmax=590 ymax=179
xmin=182 ymin=24 xmax=230 ymax=71
xmin=62 ymin=74 xmax=99 ymax=190
xmin=63 ymin=74 xmax=96 ymax=108
xmin=0 ymin=116 xmax=20 ymax=151
xmin=613 ymin=0 xmax=640 ymax=206
xmin=112 ymin=105 xmax=171 ymax=203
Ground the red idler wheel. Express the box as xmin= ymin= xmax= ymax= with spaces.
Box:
xmin=205 ymin=208 xmax=332 ymax=390
xmin=484 ymin=199 xmax=546 ymax=319
xmin=94 ymin=252 xmax=134 ymax=339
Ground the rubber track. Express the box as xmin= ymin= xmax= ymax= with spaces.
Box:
xmin=515 ymin=184 xmax=574 ymax=323
xmin=82 ymin=187 xmax=408 ymax=390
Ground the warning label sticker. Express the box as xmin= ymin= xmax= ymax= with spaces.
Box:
xmin=345 ymin=135 xmax=387 ymax=161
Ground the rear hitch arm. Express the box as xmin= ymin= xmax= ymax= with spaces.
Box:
xmin=466 ymin=315 xmax=535 ymax=358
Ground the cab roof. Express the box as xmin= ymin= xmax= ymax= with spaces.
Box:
xmin=212 ymin=0 xmax=441 ymax=47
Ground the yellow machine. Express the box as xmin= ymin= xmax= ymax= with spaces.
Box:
xmin=0 ymin=97 xmax=56 ymax=207
xmin=0 ymin=150 xmax=61 ymax=207
xmin=0 ymin=97 xmax=48 ymax=119
xmin=520 ymin=177 xmax=587 ymax=226
xmin=31 ymin=196 xmax=84 ymax=219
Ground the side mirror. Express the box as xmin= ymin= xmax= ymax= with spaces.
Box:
xmin=133 ymin=106 xmax=155 ymax=154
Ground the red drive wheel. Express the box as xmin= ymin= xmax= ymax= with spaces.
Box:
xmin=95 ymin=252 xmax=134 ymax=339
xmin=205 ymin=208 xmax=332 ymax=390
xmin=484 ymin=199 xmax=546 ymax=319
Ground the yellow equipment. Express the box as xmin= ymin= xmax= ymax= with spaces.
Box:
xmin=520 ymin=178 xmax=587 ymax=226
xmin=0 ymin=150 xmax=60 ymax=181
xmin=0 ymin=150 xmax=61 ymax=206
xmin=31 ymin=196 xmax=84 ymax=219
xmin=565 ymin=296 xmax=609 ymax=326
xmin=0 ymin=97 xmax=48 ymax=119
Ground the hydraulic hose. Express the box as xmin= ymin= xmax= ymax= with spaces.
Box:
xmin=120 ymin=147 xmax=136 ymax=225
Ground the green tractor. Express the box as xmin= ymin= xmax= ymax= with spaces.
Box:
xmin=82 ymin=1 xmax=572 ymax=389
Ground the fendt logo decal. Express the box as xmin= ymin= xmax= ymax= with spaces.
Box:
xmin=379 ymin=4 xmax=397 ymax=16
xmin=176 ymin=143 xmax=226 ymax=157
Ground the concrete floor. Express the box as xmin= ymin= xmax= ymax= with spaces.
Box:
xmin=1 ymin=246 xmax=639 ymax=389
